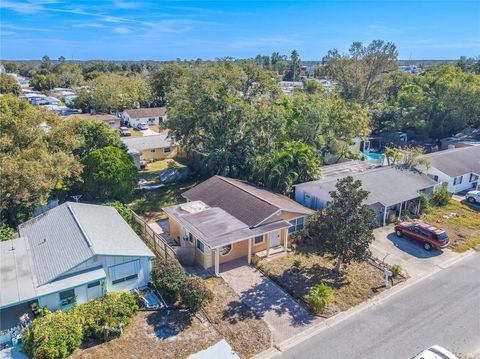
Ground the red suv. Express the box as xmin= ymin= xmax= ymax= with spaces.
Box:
xmin=394 ymin=222 xmax=450 ymax=251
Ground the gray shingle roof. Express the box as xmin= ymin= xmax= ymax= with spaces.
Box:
xmin=18 ymin=202 xmax=153 ymax=285
xmin=122 ymin=133 xmax=175 ymax=152
xmin=427 ymin=146 xmax=480 ymax=177
xmin=182 ymin=176 xmax=312 ymax=227
xmin=124 ymin=107 xmax=166 ymax=119
xmin=298 ymin=167 xmax=437 ymax=207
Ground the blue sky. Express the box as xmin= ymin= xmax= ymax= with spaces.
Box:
xmin=1 ymin=0 xmax=479 ymax=60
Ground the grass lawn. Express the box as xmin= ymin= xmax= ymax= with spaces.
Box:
xmin=129 ymin=179 xmax=199 ymax=221
xmin=203 ymin=277 xmax=271 ymax=358
xmin=141 ymin=158 xmax=186 ymax=174
xmin=258 ymin=242 xmax=387 ymax=317
xmin=71 ymin=278 xmax=270 ymax=359
xmin=422 ymin=200 xmax=480 ymax=252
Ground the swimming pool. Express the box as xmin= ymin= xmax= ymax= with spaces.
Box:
xmin=363 ymin=152 xmax=385 ymax=161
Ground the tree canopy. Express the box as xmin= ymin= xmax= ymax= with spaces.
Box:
xmin=0 ymin=73 xmax=21 ymax=95
xmin=304 ymin=176 xmax=377 ymax=272
xmin=0 ymin=95 xmax=81 ymax=225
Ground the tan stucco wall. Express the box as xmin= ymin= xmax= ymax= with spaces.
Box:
xmin=167 ymin=215 xmax=182 ymax=243
xmin=252 ymin=234 xmax=267 ymax=253
xmin=210 ymin=240 xmax=249 ymax=265
xmin=140 ymin=146 xmax=179 ymax=161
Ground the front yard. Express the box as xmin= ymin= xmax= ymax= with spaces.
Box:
xmin=422 ymin=200 xmax=480 ymax=252
xmin=258 ymin=242 xmax=391 ymax=317
xmin=70 ymin=277 xmax=270 ymax=359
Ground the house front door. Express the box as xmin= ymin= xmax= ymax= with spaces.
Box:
xmin=269 ymin=230 xmax=281 ymax=248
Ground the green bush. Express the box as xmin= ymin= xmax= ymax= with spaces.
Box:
xmin=152 ymin=259 xmax=187 ymax=302
xmin=74 ymin=291 xmax=139 ymax=340
xmin=0 ymin=222 xmax=15 ymax=241
xmin=292 ymin=259 xmax=302 ymax=268
xmin=179 ymin=276 xmax=213 ymax=313
xmin=305 ymin=284 xmax=334 ymax=315
xmin=390 ymin=264 xmax=403 ymax=277
xmin=23 ymin=292 xmax=139 ymax=358
xmin=429 ymin=183 xmax=452 ymax=207
xmin=23 ymin=310 xmax=84 ymax=359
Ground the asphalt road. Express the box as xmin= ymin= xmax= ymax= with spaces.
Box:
xmin=280 ymin=253 xmax=480 ymax=359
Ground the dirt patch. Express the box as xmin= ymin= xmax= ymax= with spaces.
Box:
xmin=258 ymin=245 xmax=387 ymax=317
xmin=422 ymin=200 xmax=480 ymax=252
xmin=203 ymin=277 xmax=271 ymax=358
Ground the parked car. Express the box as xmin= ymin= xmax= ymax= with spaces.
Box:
xmin=466 ymin=190 xmax=480 ymax=204
xmin=119 ymin=126 xmax=131 ymax=136
xmin=136 ymin=123 xmax=149 ymax=131
xmin=412 ymin=345 xmax=458 ymax=359
xmin=394 ymin=222 xmax=449 ymax=250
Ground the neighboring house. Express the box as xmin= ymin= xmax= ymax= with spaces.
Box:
xmin=278 ymin=81 xmax=304 ymax=94
xmin=440 ymin=127 xmax=480 ymax=150
xmin=62 ymin=113 xmax=121 ymax=128
xmin=295 ymin=166 xmax=437 ymax=226
xmin=163 ymin=176 xmax=313 ymax=275
xmin=121 ymin=107 xmax=167 ymax=127
xmin=422 ymin=146 xmax=480 ymax=193
xmin=0 ymin=202 xmax=154 ymax=323
xmin=123 ymin=133 xmax=181 ymax=168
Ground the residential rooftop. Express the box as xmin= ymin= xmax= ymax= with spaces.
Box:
xmin=426 ymin=146 xmax=480 ymax=177
xmin=182 ymin=176 xmax=312 ymax=227
xmin=124 ymin=107 xmax=166 ymax=119
xmin=122 ymin=133 xmax=175 ymax=152
xmin=296 ymin=166 xmax=437 ymax=207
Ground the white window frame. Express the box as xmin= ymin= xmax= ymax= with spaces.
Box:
xmin=288 ymin=217 xmax=305 ymax=234
xmin=453 ymin=176 xmax=463 ymax=185
xmin=253 ymin=235 xmax=264 ymax=246
xmin=196 ymin=239 xmax=205 ymax=253
xmin=470 ymin=173 xmax=479 ymax=182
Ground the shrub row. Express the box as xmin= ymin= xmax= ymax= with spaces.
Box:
xmin=151 ymin=259 xmax=213 ymax=313
xmin=23 ymin=291 xmax=139 ymax=359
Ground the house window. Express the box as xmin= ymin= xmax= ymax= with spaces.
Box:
xmin=150 ymin=149 xmax=156 ymax=153
xmin=164 ymin=147 xmax=171 ymax=153
xmin=148 ymin=117 xmax=155 ymax=123
xmin=112 ymin=274 xmax=138 ymax=285
xmin=288 ymin=217 xmax=305 ymax=234
xmin=453 ymin=176 xmax=463 ymax=185
xmin=59 ymin=289 xmax=75 ymax=306
xmin=196 ymin=239 xmax=205 ymax=253
xmin=188 ymin=233 xmax=194 ymax=243
xmin=254 ymin=235 xmax=264 ymax=245
xmin=88 ymin=281 xmax=101 ymax=288
xmin=220 ymin=244 xmax=232 ymax=256
xmin=470 ymin=174 xmax=479 ymax=182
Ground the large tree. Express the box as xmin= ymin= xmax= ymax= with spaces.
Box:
xmin=252 ymin=140 xmax=320 ymax=194
xmin=50 ymin=118 xmax=126 ymax=158
xmin=74 ymin=73 xmax=153 ymax=113
xmin=167 ymin=61 xmax=282 ymax=177
xmin=81 ymin=146 xmax=138 ymax=201
xmin=374 ymin=65 xmax=480 ymax=139
xmin=304 ymin=176 xmax=377 ymax=272
xmin=0 ymin=95 xmax=81 ymax=225
xmin=0 ymin=73 xmax=21 ymax=95
xmin=324 ymin=40 xmax=398 ymax=105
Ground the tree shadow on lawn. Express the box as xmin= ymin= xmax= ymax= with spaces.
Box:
xmin=269 ymin=264 xmax=350 ymax=299
xmin=146 ymin=310 xmax=193 ymax=339
xmin=222 ymin=274 xmax=317 ymax=328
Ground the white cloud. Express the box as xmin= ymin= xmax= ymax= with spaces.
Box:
xmin=113 ymin=26 xmax=131 ymax=34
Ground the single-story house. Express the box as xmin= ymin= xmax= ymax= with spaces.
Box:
xmin=0 ymin=202 xmax=154 ymax=327
xmin=62 ymin=113 xmax=121 ymax=128
xmin=440 ymin=127 xmax=480 ymax=150
xmin=122 ymin=133 xmax=182 ymax=168
xmin=294 ymin=166 xmax=437 ymax=226
xmin=421 ymin=146 xmax=480 ymax=193
xmin=163 ymin=176 xmax=313 ymax=275
xmin=121 ymin=107 xmax=167 ymax=127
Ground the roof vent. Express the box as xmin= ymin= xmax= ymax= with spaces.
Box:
xmin=180 ymin=201 xmax=208 ymax=214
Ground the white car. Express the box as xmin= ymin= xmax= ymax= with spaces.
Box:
xmin=466 ymin=190 xmax=480 ymax=204
xmin=412 ymin=345 xmax=458 ymax=359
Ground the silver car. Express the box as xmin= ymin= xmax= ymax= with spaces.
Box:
xmin=466 ymin=190 xmax=480 ymax=204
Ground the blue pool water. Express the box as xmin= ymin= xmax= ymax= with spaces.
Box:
xmin=363 ymin=152 xmax=385 ymax=161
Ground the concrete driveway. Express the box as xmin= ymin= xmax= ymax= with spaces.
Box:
xmin=219 ymin=259 xmax=318 ymax=344
xmin=371 ymin=225 xmax=464 ymax=278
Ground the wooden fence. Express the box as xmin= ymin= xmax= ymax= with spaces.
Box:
xmin=132 ymin=212 xmax=178 ymax=262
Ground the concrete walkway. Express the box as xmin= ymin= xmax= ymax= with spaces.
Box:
xmin=219 ymin=260 xmax=319 ymax=344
